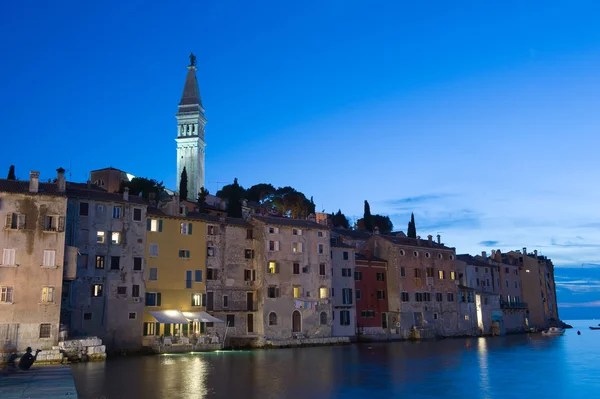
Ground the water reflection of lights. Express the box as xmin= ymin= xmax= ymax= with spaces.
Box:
xmin=161 ymin=354 xmax=210 ymax=398
xmin=477 ymin=338 xmax=491 ymax=398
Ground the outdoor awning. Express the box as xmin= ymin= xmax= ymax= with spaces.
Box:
xmin=149 ymin=310 xmax=190 ymax=324
xmin=182 ymin=311 xmax=225 ymax=323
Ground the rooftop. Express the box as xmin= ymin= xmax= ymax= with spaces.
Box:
xmin=0 ymin=178 xmax=65 ymax=196
xmin=148 ymin=207 xmax=251 ymax=227
xmin=66 ymin=182 xmax=147 ymax=205
xmin=252 ymin=215 xmax=327 ymax=230
xmin=457 ymin=254 xmax=493 ymax=268
xmin=355 ymin=253 xmax=387 ymax=263
xmin=330 ymin=238 xmax=355 ymax=249
xmin=378 ymin=234 xmax=454 ymax=251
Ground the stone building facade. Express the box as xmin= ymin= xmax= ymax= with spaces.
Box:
xmin=0 ymin=170 xmax=67 ymax=351
xmin=456 ymin=254 xmax=502 ymax=335
xmin=330 ymin=239 xmax=356 ymax=337
xmin=502 ymin=249 xmax=558 ymax=330
xmin=354 ymin=252 xmax=389 ymax=337
xmin=252 ymin=216 xmax=332 ymax=340
xmin=359 ymin=233 xmax=460 ymax=338
xmin=63 ymin=183 xmax=148 ymax=351
xmin=203 ymin=214 xmax=257 ymax=342
xmin=490 ymin=250 xmax=528 ymax=333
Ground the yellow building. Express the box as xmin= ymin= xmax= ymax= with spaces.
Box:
xmin=142 ymin=208 xmax=207 ymax=345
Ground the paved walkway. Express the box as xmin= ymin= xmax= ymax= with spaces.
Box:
xmin=0 ymin=365 xmax=78 ymax=398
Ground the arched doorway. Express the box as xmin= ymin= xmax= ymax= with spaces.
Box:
xmin=292 ymin=310 xmax=302 ymax=333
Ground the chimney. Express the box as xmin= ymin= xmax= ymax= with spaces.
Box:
xmin=374 ymin=226 xmax=380 ymax=235
xmin=491 ymin=249 xmax=496 ymax=257
xmin=86 ymin=180 xmax=91 ymax=189
xmin=56 ymin=167 xmax=66 ymax=193
xmin=482 ymin=251 xmax=487 ymax=259
xmin=416 ymin=235 xmax=421 ymax=246
xmin=427 ymin=235 xmax=433 ymax=246
xmin=436 ymin=234 xmax=441 ymax=244
xmin=123 ymin=187 xmax=129 ymax=201
xmin=29 ymin=171 xmax=40 ymax=193
xmin=523 ymin=247 xmax=527 ymax=256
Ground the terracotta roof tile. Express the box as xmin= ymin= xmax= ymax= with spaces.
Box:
xmin=0 ymin=179 xmax=65 ymax=196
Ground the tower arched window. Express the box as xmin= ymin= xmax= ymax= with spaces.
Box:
xmin=192 ymin=125 xmax=195 ymax=133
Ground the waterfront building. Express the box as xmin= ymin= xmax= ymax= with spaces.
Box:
xmin=176 ymin=53 xmax=207 ymax=200
xmin=0 ymin=170 xmax=67 ymax=351
xmin=359 ymin=233 xmax=460 ymax=338
xmin=455 ymin=254 xmax=502 ymax=335
xmin=252 ymin=216 xmax=332 ymax=340
xmin=354 ymin=251 xmax=389 ymax=337
xmin=63 ymin=183 xmax=148 ymax=351
xmin=490 ymin=250 xmax=528 ymax=333
xmin=202 ymin=214 xmax=258 ymax=343
xmin=502 ymin=248 xmax=558 ymax=330
xmin=330 ymin=238 xmax=356 ymax=337
xmin=142 ymin=199 xmax=208 ymax=346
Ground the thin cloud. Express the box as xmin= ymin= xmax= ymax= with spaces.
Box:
xmin=558 ymin=301 xmax=600 ymax=308
xmin=479 ymin=240 xmax=499 ymax=246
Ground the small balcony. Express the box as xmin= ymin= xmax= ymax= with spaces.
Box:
xmin=500 ymin=300 xmax=528 ymax=310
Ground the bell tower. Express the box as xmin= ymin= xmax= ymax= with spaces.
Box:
xmin=176 ymin=53 xmax=206 ymax=200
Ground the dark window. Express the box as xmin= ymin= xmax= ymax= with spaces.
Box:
xmin=39 ymin=323 xmax=51 ymax=338
xmin=226 ymin=314 xmax=235 ymax=327
xmin=132 ymin=285 xmax=140 ymax=298
xmin=342 ymin=288 xmax=353 ymax=305
xmin=95 ymin=255 xmax=105 ymax=269
xmin=415 ymin=292 xmax=423 ymax=302
xmin=110 ymin=256 xmax=120 ymax=270
xmin=195 ymin=270 xmax=202 ymax=282
xmin=207 ymin=268 xmax=217 ymax=280
xmin=381 ymin=313 xmax=388 ymax=329
xmin=400 ymin=267 xmax=406 ymax=277
xmin=128 ymin=312 xmax=136 ymax=319
xmin=424 ymin=293 xmax=431 ymax=302
xmin=447 ymin=293 xmax=454 ymax=302
xmin=133 ymin=208 xmax=142 ymax=221
xmin=79 ymin=202 xmax=89 ymax=216
xmin=117 ymin=286 xmax=127 ymax=295
xmin=244 ymin=249 xmax=254 ymax=259
xmin=401 ymin=292 xmax=410 ymax=302
xmin=83 ymin=312 xmax=92 ymax=320
xmin=414 ymin=269 xmax=422 ymax=278
xmin=244 ymin=269 xmax=252 ymax=281
xmin=319 ymin=263 xmax=326 ymax=276
xmin=436 ymin=293 xmax=443 ymax=302
xmin=377 ymin=290 xmax=386 ymax=299
xmin=267 ymin=286 xmax=280 ymax=298
xmin=246 ymin=229 xmax=253 ymax=239
xmin=293 ymin=263 xmax=300 ymax=274
xmin=354 ymin=271 xmax=362 ymax=281
xmin=186 ymin=270 xmax=192 ymax=288
xmin=223 ymin=295 xmax=229 ymax=307
xmin=133 ymin=257 xmax=142 ymax=271
xmin=376 ymin=273 xmax=385 ymax=281
xmin=343 ymin=251 xmax=349 ymax=260
xmin=426 ymin=267 xmax=434 ymax=278
xmin=145 ymin=292 xmax=161 ymax=306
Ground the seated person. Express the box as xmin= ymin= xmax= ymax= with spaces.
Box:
xmin=18 ymin=347 xmax=41 ymax=370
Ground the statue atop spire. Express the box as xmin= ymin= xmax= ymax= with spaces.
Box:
xmin=189 ymin=53 xmax=196 ymax=67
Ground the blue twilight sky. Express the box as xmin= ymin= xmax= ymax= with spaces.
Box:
xmin=2 ymin=1 xmax=600 ymax=316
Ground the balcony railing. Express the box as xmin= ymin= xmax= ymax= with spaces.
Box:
xmin=500 ymin=301 xmax=528 ymax=310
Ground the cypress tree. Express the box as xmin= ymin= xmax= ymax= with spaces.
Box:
xmin=197 ymin=186 xmax=209 ymax=213
xmin=7 ymin=165 xmax=15 ymax=180
xmin=407 ymin=212 xmax=417 ymax=238
xmin=179 ymin=167 xmax=188 ymax=201
xmin=363 ymin=200 xmax=373 ymax=232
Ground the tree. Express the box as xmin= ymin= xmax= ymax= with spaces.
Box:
xmin=120 ymin=177 xmax=164 ymax=201
xmin=363 ymin=200 xmax=373 ymax=232
xmin=407 ymin=212 xmax=417 ymax=238
xmin=357 ymin=214 xmax=393 ymax=234
xmin=6 ymin=165 xmax=15 ymax=180
xmin=245 ymin=183 xmax=276 ymax=204
xmin=331 ymin=209 xmax=350 ymax=229
xmin=197 ymin=186 xmax=209 ymax=213
xmin=179 ymin=167 xmax=188 ymax=201
xmin=226 ymin=178 xmax=243 ymax=218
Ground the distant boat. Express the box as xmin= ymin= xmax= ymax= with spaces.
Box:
xmin=542 ymin=327 xmax=565 ymax=336
xmin=589 ymin=326 xmax=600 ymax=330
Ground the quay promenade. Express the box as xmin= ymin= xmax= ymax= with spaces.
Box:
xmin=0 ymin=365 xmax=78 ymax=398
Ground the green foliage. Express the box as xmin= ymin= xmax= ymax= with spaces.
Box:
xmin=217 ymin=180 xmax=316 ymax=219
xmin=120 ymin=177 xmax=164 ymax=201
xmin=407 ymin=213 xmax=417 ymax=238
xmin=357 ymin=214 xmax=393 ymax=234
xmin=226 ymin=178 xmax=244 ymax=218
xmin=197 ymin=186 xmax=209 ymax=214
xmin=331 ymin=209 xmax=350 ymax=229
xmin=179 ymin=167 xmax=188 ymax=201
xmin=7 ymin=165 xmax=15 ymax=180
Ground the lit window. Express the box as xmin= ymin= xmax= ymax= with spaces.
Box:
xmin=192 ymin=293 xmax=203 ymax=306
xmin=293 ymin=286 xmax=301 ymax=298
xmin=319 ymin=287 xmax=328 ymax=299
xmin=438 ymin=270 xmax=445 ymax=280
xmin=465 ymin=315 xmax=469 ymax=321
xmin=450 ymin=271 xmax=456 ymax=280
xmin=292 ymin=242 xmax=303 ymax=253
xmin=97 ymin=231 xmax=105 ymax=243
xmin=267 ymin=262 xmax=278 ymax=274
xmin=92 ymin=284 xmax=103 ymax=297
xmin=150 ymin=219 xmax=159 ymax=232
xmin=112 ymin=232 xmax=120 ymax=244
xmin=41 ymin=286 xmax=54 ymax=303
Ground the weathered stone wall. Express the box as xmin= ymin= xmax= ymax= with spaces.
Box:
xmin=331 ymin=246 xmax=356 ymax=337
xmin=65 ymin=197 xmax=146 ymax=351
xmin=0 ymin=191 xmax=67 ymax=351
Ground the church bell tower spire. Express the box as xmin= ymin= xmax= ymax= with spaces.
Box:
xmin=176 ymin=53 xmax=206 ymax=200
